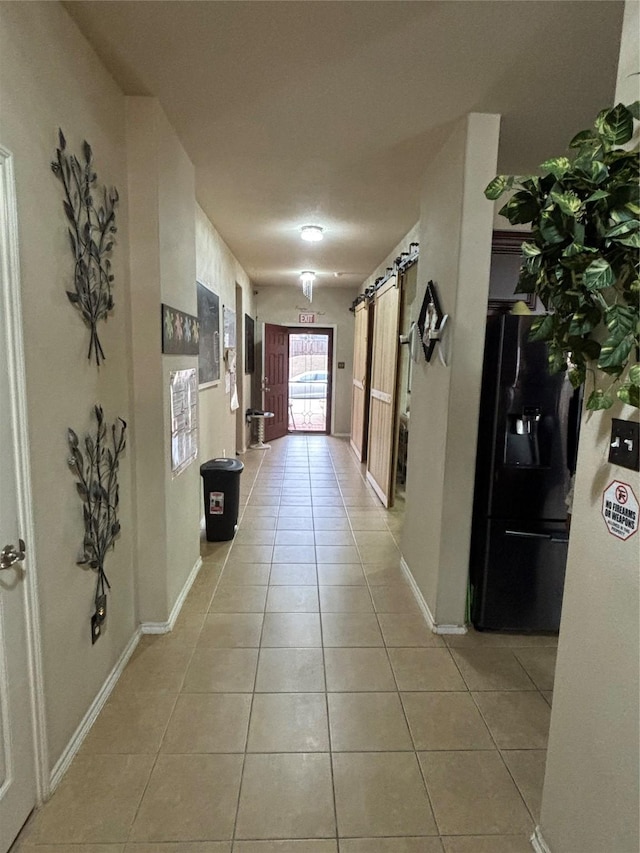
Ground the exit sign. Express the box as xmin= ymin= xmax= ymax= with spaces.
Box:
xmin=299 ymin=313 xmax=316 ymax=324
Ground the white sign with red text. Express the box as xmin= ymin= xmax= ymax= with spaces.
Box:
xmin=601 ymin=480 xmax=638 ymax=541
xmin=299 ymin=313 xmax=315 ymax=324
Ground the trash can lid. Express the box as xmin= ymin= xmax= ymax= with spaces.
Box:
xmin=200 ymin=458 xmax=244 ymax=474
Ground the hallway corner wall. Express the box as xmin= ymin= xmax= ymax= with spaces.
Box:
xmin=126 ymin=96 xmax=200 ymax=619
xmin=400 ymin=112 xmax=500 ymax=627
xmin=0 ymin=1 xmax=136 ymax=769
xmin=537 ymin=4 xmax=640 ymax=850
xmin=195 ymin=205 xmax=255 ymax=462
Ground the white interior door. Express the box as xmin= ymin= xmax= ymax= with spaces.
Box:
xmin=0 ymin=147 xmax=37 ymax=852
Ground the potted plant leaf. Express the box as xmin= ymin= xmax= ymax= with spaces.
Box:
xmin=485 ymin=101 xmax=639 ymax=410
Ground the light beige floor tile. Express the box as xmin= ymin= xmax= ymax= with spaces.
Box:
xmin=275 ymin=529 xmax=316 ymax=545
xmin=444 ymin=629 xmax=557 ymax=649
xmin=247 ymin=693 xmax=329 ymax=751
xmin=230 ymin=544 xmax=275 ymax=563
xmin=256 ymin=648 xmax=326 ymax=692
xmin=418 ymin=751 xmax=532 ymax=836
xmin=513 ymin=647 xmax=557 ymax=691
xmin=340 ymin=840 xmax=443 ymax=853
xmin=273 ymin=544 xmax=317 ymax=563
xmin=183 ymin=648 xmax=258 ymax=692
xmin=279 ymin=506 xmax=314 ymax=518
xmin=542 ymin=690 xmax=553 ymax=706
xmin=238 ymin=515 xmax=277 ymax=530
xmin=242 ymin=506 xmax=279 ymax=518
xmin=234 ymin=843 xmax=337 ymax=853
xmin=280 ymin=494 xmax=313 ymax=505
xmin=312 ymin=506 xmax=347 ymax=518
xmin=81 ymin=691 xmax=176 ymax=754
xmin=19 ymin=846 xmax=126 ymax=853
xmin=333 ymin=752 xmax=436 ymax=837
xmin=501 ymin=749 xmax=547 ymax=820
xmin=266 ymin=585 xmax=319 ymax=612
xmin=378 ymin=613 xmax=443 ymax=647
xmin=370 ymin=585 xmax=421 ymax=614
xmin=324 ymin=648 xmax=396 ymax=691
xmin=321 ymin=613 xmax=384 ymax=647
xmin=328 ymin=692 xmax=413 ymax=751
xmin=160 ymin=693 xmax=251 ymax=752
xmin=315 ymin=545 xmax=361 ymax=563
xmin=473 ymin=691 xmax=551 ymax=749
xmin=441 ymin=836 xmax=532 ymax=853
xmin=317 ymin=563 xmax=365 ymax=585
xmin=261 ymin=613 xmax=322 ymax=647
xmin=236 ymin=753 xmax=335 ymax=839
xmin=126 ymin=844 xmax=230 ymax=852
xmin=277 ymin=516 xmax=315 ymax=530
xmin=388 ymin=649 xmax=466 ymax=691
xmin=451 ymin=650 xmax=535 ymax=691
xmin=198 ymin=612 xmax=263 ymax=647
xmin=401 ymin=692 xmax=494 ymax=750
xmin=130 ymin=754 xmax=243 ymax=841
xmin=313 ymin=516 xmax=351 ymax=530
xmin=314 ymin=530 xmax=356 ymax=546
xmin=117 ymin=646 xmax=191 ymax=694
xmin=312 ymin=495 xmax=344 ymax=506
xmin=219 ymin=563 xmax=271 ymax=585
xmin=209 ymin=584 xmax=267 ymax=613
xmin=346 ymin=513 xmax=387 ymax=531
xmin=363 ymin=564 xmax=409 ymax=585
xmin=270 ymin=563 xmax=318 ymax=585
xmin=319 ymin=585 xmax=374 ymax=613
xmin=234 ymin=528 xmax=277 ymax=545
xmin=28 ymin=754 xmax=154 ymax=843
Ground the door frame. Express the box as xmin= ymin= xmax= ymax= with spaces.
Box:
xmin=286 ymin=326 xmax=334 ymax=436
xmin=261 ymin=323 xmax=338 ymax=436
xmin=0 ymin=145 xmax=49 ymax=808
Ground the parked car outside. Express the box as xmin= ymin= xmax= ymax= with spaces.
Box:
xmin=288 ymin=370 xmax=328 ymax=399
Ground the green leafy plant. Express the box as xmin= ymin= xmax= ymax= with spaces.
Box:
xmin=68 ymin=405 xmax=127 ymax=633
xmin=486 ymin=102 xmax=639 ymax=410
xmin=51 ymin=129 xmax=119 ymax=366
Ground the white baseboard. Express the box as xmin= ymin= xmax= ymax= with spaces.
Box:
xmin=400 ymin=557 xmax=467 ymax=635
xmin=333 ymin=432 xmax=350 ymax=438
xmin=49 ymin=626 xmax=141 ymax=793
xmin=531 ymin=826 xmax=552 ymax=853
xmin=141 ymin=556 xmax=203 ymax=635
xmin=349 ymin=438 xmax=363 ymax=461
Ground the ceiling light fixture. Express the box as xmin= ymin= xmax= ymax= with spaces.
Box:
xmin=300 ymin=270 xmax=315 ymax=302
xmin=300 ymin=225 xmax=324 ymax=242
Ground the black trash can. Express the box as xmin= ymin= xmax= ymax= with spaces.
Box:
xmin=200 ymin=457 xmax=244 ymax=541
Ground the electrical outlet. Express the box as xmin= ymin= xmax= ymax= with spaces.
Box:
xmin=609 ymin=418 xmax=640 ymax=471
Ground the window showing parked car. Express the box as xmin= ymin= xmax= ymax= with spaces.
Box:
xmin=288 ymin=370 xmax=329 ymax=399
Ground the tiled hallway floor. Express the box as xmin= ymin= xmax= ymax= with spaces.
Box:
xmin=16 ymin=435 xmax=557 ymax=853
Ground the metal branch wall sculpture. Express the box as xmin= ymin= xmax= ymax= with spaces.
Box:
xmin=51 ymin=129 xmax=119 ymax=366
xmin=68 ymin=405 xmax=127 ymax=643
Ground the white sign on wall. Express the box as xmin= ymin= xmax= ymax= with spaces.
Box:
xmin=601 ymin=480 xmax=639 ymax=541
xmin=170 ymin=368 xmax=198 ymax=476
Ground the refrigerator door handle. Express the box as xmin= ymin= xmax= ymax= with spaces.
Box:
xmin=505 ymin=530 xmax=552 ymax=540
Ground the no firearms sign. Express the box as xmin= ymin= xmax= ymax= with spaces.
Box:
xmin=601 ymin=480 xmax=638 ymax=541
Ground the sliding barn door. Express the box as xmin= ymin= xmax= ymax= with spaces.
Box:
xmin=366 ymin=276 xmax=401 ymax=507
xmin=350 ymin=300 xmax=372 ymax=461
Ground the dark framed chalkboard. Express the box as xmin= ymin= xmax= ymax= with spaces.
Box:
xmin=245 ymin=314 xmax=255 ymax=374
xmin=197 ymin=281 xmax=220 ymax=386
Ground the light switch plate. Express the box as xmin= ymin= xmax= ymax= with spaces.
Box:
xmin=609 ymin=418 xmax=640 ymax=471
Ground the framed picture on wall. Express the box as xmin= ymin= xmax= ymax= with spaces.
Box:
xmin=245 ymin=314 xmax=255 ymax=374
xmin=197 ymin=281 xmax=220 ymax=387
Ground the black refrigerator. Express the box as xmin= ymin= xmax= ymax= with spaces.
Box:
xmin=469 ymin=314 xmax=581 ymax=632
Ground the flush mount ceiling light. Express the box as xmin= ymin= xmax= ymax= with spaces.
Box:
xmin=300 ymin=270 xmax=315 ymax=302
xmin=300 ymin=225 xmax=324 ymax=242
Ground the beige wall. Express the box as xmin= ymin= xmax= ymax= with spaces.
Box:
xmin=255 ymin=285 xmax=358 ymax=435
xmin=538 ymin=3 xmax=640 ymax=850
xmin=126 ymin=97 xmax=201 ymax=621
xmin=195 ymin=205 xmax=255 ymax=461
xmin=401 ymin=113 xmax=500 ymax=626
xmin=0 ymin=1 xmax=136 ymax=766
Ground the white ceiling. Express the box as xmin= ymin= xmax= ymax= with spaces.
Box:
xmin=65 ymin=1 xmax=624 ymax=290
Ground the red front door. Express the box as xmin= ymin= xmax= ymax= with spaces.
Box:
xmin=263 ymin=323 xmax=289 ymax=442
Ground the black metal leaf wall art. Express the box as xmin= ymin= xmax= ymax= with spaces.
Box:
xmin=68 ymin=405 xmax=127 ymax=643
xmin=51 ymin=129 xmax=119 ymax=366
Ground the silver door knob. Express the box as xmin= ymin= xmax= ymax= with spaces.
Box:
xmin=1 ymin=539 xmax=26 ymax=570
